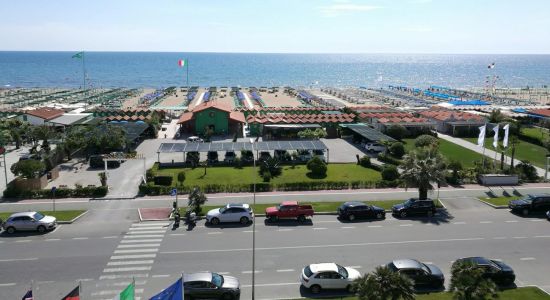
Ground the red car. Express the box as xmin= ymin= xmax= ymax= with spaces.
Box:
xmin=265 ymin=201 xmax=314 ymax=222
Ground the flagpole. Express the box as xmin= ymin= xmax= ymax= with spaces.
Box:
xmin=181 ymin=272 xmax=185 ymax=300
xmin=481 ymin=123 xmax=487 ymax=169
xmin=79 ymin=280 xmax=82 ymax=300
xmin=186 ymin=59 xmax=189 ymax=89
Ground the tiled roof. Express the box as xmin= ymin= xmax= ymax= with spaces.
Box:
xmin=247 ymin=113 xmax=355 ymax=124
xmin=229 ymin=111 xmax=246 ymax=123
xmin=528 ymin=109 xmax=550 ymax=117
xmin=237 ymin=106 xmax=339 ymax=112
xmin=358 ymin=112 xmax=413 ymax=119
xmin=25 ymin=107 xmax=65 ymax=120
xmin=178 ymin=112 xmax=194 ymax=124
xmin=377 ymin=117 xmax=431 ymax=124
xmin=192 ymin=101 xmax=233 ymax=113
xmin=419 ymin=109 xmax=485 ymax=122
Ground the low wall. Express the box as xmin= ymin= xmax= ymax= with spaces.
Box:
xmin=479 ymin=174 xmax=519 ymax=186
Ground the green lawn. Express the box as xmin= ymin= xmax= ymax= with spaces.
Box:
xmin=183 ymin=200 xmax=443 ymax=215
xmin=463 ymin=137 xmax=547 ymax=168
xmin=478 ymin=196 xmax=521 ymax=206
xmin=303 ymin=287 xmax=550 ymax=300
xmin=522 ymin=127 xmax=549 ymax=142
xmin=154 ymin=163 xmax=382 ymax=187
xmin=0 ymin=210 xmax=86 ymax=222
xmin=402 ymin=138 xmax=486 ymax=168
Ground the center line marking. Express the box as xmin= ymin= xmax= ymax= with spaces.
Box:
xmin=0 ymin=258 xmax=38 ymax=262
xmin=505 ymin=220 xmax=518 ymax=223
xmin=480 ymin=221 xmax=493 ymax=224
xmin=113 ymin=248 xmax=158 ymax=254
xmin=341 ymin=226 xmax=355 ymax=229
xmin=277 ymin=229 xmax=293 ymax=232
xmin=110 ymin=254 xmax=157 ymax=260
xmin=399 ymin=224 xmax=413 ymax=227
xmin=45 ymin=238 xmax=60 ymax=241
xmin=313 ymin=228 xmax=327 ymax=230
xmin=117 ymin=244 xmax=161 ymax=249
xmin=520 ymin=257 xmax=536 ymax=261
xmin=276 ymin=269 xmax=295 ymax=272
xmin=453 ymin=222 xmax=466 ymax=225
xmin=107 ymin=260 xmax=154 ymax=266
xmin=73 ymin=237 xmax=88 ymax=240
xmin=207 ymin=232 xmax=222 ymax=235
xmin=152 ymin=274 xmax=171 ymax=278
xmin=102 ymin=236 xmax=118 ymax=239
xmin=242 ymin=270 xmax=262 ymax=274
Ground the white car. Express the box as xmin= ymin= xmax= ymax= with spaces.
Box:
xmin=2 ymin=211 xmax=57 ymax=234
xmin=365 ymin=142 xmax=386 ymax=152
xmin=300 ymin=263 xmax=361 ymax=294
xmin=206 ymin=203 xmax=253 ymax=225
xmin=187 ymin=136 xmax=204 ymax=143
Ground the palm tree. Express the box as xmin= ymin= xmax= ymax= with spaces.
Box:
xmin=400 ymin=146 xmax=447 ymax=200
xmin=63 ymin=126 xmax=87 ymax=160
xmin=353 ymin=266 xmax=415 ymax=300
xmin=450 ymin=261 xmax=498 ymax=300
xmin=31 ymin=125 xmax=57 ymax=153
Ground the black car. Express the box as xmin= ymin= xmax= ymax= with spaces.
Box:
xmin=392 ymin=198 xmax=436 ymax=218
xmin=338 ymin=201 xmax=385 ymax=221
xmin=453 ymin=257 xmax=515 ymax=286
xmin=386 ymin=259 xmax=444 ymax=288
xmin=183 ymin=272 xmax=240 ymax=300
xmin=509 ymin=194 xmax=550 ymax=216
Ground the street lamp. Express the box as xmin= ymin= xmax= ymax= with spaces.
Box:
xmin=249 ymin=138 xmax=256 ymax=300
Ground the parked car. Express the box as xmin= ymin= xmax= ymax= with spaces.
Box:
xmin=365 ymin=142 xmax=386 ymax=152
xmin=274 ymin=150 xmax=291 ymax=161
xmin=312 ymin=150 xmax=326 ymax=162
xmin=2 ymin=211 xmax=57 ymax=234
xmin=453 ymin=257 xmax=515 ymax=286
xmin=183 ymin=272 xmax=240 ymax=300
xmin=187 ymin=136 xmax=204 ymax=143
xmin=206 ymin=203 xmax=253 ymax=225
xmin=241 ymin=151 xmax=254 ymax=163
xmin=300 ymin=263 xmax=361 ymax=294
xmin=392 ymin=198 xmax=436 ymax=218
xmin=224 ymin=151 xmax=236 ymax=163
xmin=337 ymin=201 xmax=385 ymax=221
xmin=265 ymin=201 xmax=314 ymax=222
xmin=297 ymin=150 xmax=312 ymax=162
xmin=385 ymin=259 xmax=444 ymax=288
xmin=508 ymin=194 xmax=550 ymax=216
xmin=207 ymin=151 xmax=219 ymax=163
xmin=547 ymin=210 xmax=550 ymax=220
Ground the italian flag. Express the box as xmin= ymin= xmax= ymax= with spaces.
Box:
xmin=113 ymin=282 xmax=134 ymax=300
xmin=178 ymin=59 xmax=188 ymax=67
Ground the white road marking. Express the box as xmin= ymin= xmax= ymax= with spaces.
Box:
xmin=107 ymin=260 xmax=154 ymax=266
xmin=505 ymin=220 xmax=519 ymax=223
xmin=341 ymin=226 xmax=355 ymax=229
xmin=96 ymin=280 xmax=147 ymax=287
xmin=529 ymin=219 xmax=544 ymax=222
xmin=111 ymin=254 xmax=157 ymax=260
xmin=0 ymin=258 xmax=38 ymax=262
xmin=0 ymin=283 xmax=16 ymax=287
xmin=126 ymin=230 xmax=166 ymax=235
xmin=77 ymin=278 xmax=94 ymax=282
xmin=129 ymin=227 xmax=166 ymax=231
xmin=493 ymin=237 xmax=507 ymax=239
xmin=152 ymin=274 xmax=171 ymax=278
xmin=113 ymin=248 xmax=159 ymax=254
xmin=520 ymin=257 xmax=536 ymax=261
xmin=117 ymin=244 xmax=161 ymax=249
xmin=15 ymin=240 xmax=31 ymax=243
xmin=453 ymin=222 xmax=466 ymax=225
xmin=242 ymin=230 xmax=253 ymax=233
xmin=45 ymin=238 xmax=61 ymax=241
xmin=123 ymin=234 xmax=164 ymax=238
xmin=242 ymin=270 xmax=262 ymax=274
xmin=120 ymin=239 xmax=162 ymax=243
xmin=207 ymin=232 xmax=223 ymax=235
xmin=513 ymin=237 xmax=528 ymax=239
xmin=480 ymin=221 xmax=493 ymax=224
xmin=277 ymin=229 xmax=293 ymax=232
xmin=368 ymin=225 xmax=382 ymax=228
xmin=169 ymin=233 xmax=187 ymax=236
xmin=399 ymin=224 xmax=413 ymax=227
xmin=103 ymin=266 xmax=152 ymax=273
xmin=99 ymin=273 xmax=149 ymax=280
xmin=534 ymin=235 xmax=550 ymax=238
xmin=102 ymin=236 xmax=118 ymax=239
xmin=133 ymin=223 xmax=169 ymax=227
xmin=242 ymin=282 xmax=299 ymax=288
xmin=276 ymin=269 xmax=295 ymax=272
xmin=73 ymin=237 xmax=89 ymax=240
xmin=313 ymin=228 xmax=327 ymax=230
xmin=161 ymin=237 xmax=486 ymax=254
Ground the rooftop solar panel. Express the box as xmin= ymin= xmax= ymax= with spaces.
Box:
xmin=157 ymin=140 xmax=328 ymax=153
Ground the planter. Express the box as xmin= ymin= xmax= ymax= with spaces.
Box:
xmin=478 ymin=174 xmax=519 ymax=186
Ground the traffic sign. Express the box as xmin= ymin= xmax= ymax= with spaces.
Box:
xmin=170 ymin=188 xmax=177 ymax=196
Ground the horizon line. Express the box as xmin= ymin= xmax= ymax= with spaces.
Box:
xmin=1 ymin=50 xmax=550 ymax=55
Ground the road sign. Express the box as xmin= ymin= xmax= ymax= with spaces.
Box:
xmin=51 ymin=186 xmax=57 ymax=193
xmin=170 ymin=188 xmax=177 ymax=196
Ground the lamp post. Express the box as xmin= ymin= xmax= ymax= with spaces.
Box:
xmin=250 ymin=138 xmax=256 ymax=300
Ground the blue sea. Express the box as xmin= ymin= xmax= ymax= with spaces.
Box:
xmin=1 ymin=52 xmax=549 ymax=89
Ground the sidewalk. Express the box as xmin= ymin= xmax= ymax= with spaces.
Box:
xmin=436 ymin=132 xmax=546 ymax=177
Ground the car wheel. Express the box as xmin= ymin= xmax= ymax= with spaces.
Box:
xmin=400 ymin=211 xmax=407 ymax=218
xmin=522 ymin=208 xmax=529 ymax=216
xmin=37 ymin=225 xmax=46 ymax=233
xmin=426 ymin=211 xmax=434 ymax=218
xmin=310 ymin=284 xmax=321 ymax=294
xmin=221 ymin=293 xmax=234 ymax=300
xmin=269 ymin=215 xmax=278 ymax=222
xmin=6 ymin=227 xmax=15 ymax=234
xmin=348 ymin=214 xmax=355 ymax=221
xmin=376 ymin=213 xmax=384 ymax=219
xmin=210 ymin=218 xmax=220 ymax=225
xmin=240 ymin=217 xmax=249 ymax=224
xmin=298 ymin=215 xmax=306 ymax=222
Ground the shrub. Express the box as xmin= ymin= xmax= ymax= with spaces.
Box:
xmin=385 ymin=125 xmax=408 ymax=140
xmin=359 ymin=155 xmax=371 ymax=168
xmin=262 ymin=171 xmax=272 ymax=182
xmin=377 ymin=152 xmax=402 ymax=165
xmin=389 ymin=142 xmax=405 ymax=159
xmin=10 ymin=159 xmax=46 ymax=179
xmin=177 ymin=171 xmax=186 ymax=186
xmin=306 ymin=156 xmax=327 ymax=176
xmin=415 ymin=134 xmax=439 ymax=148
xmin=146 ymin=169 xmax=155 ymax=182
xmin=381 ymin=165 xmax=399 ymax=181
xmin=259 ymin=158 xmax=282 ymax=177
xmin=515 ymin=160 xmax=539 ymax=182
xmin=154 ymin=176 xmax=173 ymax=186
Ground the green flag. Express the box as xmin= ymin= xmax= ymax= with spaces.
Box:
xmin=113 ymin=282 xmax=134 ymax=300
xmin=72 ymin=51 xmax=83 ymax=59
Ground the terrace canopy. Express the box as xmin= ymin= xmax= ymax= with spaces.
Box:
xmin=340 ymin=124 xmax=396 ymax=143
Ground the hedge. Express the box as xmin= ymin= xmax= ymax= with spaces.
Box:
xmin=3 ymin=185 xmax=108 ymax=199
xmin=377 ymin=152 xmax=402 ymax=165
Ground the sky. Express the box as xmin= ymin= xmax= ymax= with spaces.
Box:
xmin=1 ymin=0 xmax=549 ymax=54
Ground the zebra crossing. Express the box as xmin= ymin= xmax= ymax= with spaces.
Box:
xmin=91 ymin=222 xmax=169 ymax=300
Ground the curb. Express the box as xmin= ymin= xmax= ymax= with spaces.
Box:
xmin=477 ymin=198 xmax=508 ymax=209
xmin=58 ymin=210 xmax=89 ymax=224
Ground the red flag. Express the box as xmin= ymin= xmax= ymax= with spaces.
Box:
xmin=61 ymin=286 xmax=79 ymax=300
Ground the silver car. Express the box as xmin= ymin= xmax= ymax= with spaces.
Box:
xmin=2 ymin=211 xmax=57 ymax=234
xmin=183 ymin=272 xmax=240 ymax=300
xmin=206 ymin=203 xmax=253 ymax=225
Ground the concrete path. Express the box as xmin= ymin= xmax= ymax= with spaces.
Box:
xmin=436 ymin=132 xmax=546 ymax=177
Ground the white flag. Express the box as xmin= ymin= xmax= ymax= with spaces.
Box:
xmin=503 ymin=124 xmax=510 ymax=148
xmin=478 ymin=125 xmax=486 ymax=147
xmin=493 ymin=124 xmax=499 ymax=148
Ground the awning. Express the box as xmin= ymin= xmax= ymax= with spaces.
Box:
xmin=340 ymin=123 xmax=396 ymax=142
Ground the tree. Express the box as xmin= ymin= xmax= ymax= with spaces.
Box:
xmin=414 ymin=134 xmax=438 ymax=148
xmin=516 ymin=160 xmax=538 ymax=181
xmin=385 ymin=125 xmax=408 ymax=141
xmin=449 ymin=261 xmax=497 ymax=300
xmin=359 ymin=155 xmax=371 ymax=168
xmin=401 ymin=147 xmax=447 ymax=199
xmin=259 ymin=158 xmax=282 ymax=177
xmin=307 ymin=156 xmax=327 ymax=177
xmin=31 ymin=125 xmax=57 ymax=153
xmin=188 ymin=187 xmax=208 ymax=215
xmin=381 ymin=165 xmax=399 ymax=181
xmin=297 ymin=128 xmax=327 ymax=140
xmin=448 ymin=160 xmax=463 ymax=182
xmin=63 ymin=126 xmax=87 ymax=160
xmin=389 ymin=142 xmax=405 ymax=158
xmin=488 ymin=109 xmax=504 ymax=123
xmin=352 ymin=266 xmax=415 ymax=300
xmin=89 ymin=125 xmax=127 ymax=154
xmin=177 ymin=171 xmax=186 ymax=187
xmin=1 ymin=119 xmax=29 ymax=149
xmin=10 ymin=159 xmax=46 ymax=179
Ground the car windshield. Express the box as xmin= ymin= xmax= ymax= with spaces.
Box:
xmin=337 ymin=264 xmax=349 ymax=278
xmin=403 ymin=199 xmax=414 ymax=207
xmin=520 ymin=196 xmax=534 ymax=203
xmin=211 ymin=273 xmax=224 ymax=287
xmin=304 ymin=266 xmax=313 ymax=278
xmin=33 ymin=212 xmax=45 ymax=220
xmin=219 ymin=206 xmax=227 ymax=213
xmin=386 ymin=262 xmax=398 ymax=272
xmin=421 ymin=263 xmax=431 ymax=274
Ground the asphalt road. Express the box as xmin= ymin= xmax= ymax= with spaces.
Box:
xmin=1 ymin=196 xmax=549 ymax=300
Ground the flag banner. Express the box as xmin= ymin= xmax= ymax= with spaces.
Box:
xmin=72 ymin=52 xmax=83 ymax=59
xmin=22 ymin=289 xmax=33 ymax=300
xmin=478 ymin=125 xmax=486 ymax=147
xmin=114 ymin=282 xmax=134 ymax=300
xmin=493 ymin=124 xmax=500 ymax=148
xmin=61 ymin=286 xmax=79 ymax=300
xmin=503 ymin=124 xmax=510 ymax=148
xmin=178 ymin=59 xmax=187 ymax=67
xmin=149 ymin=278 xmax=183 ymax=300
